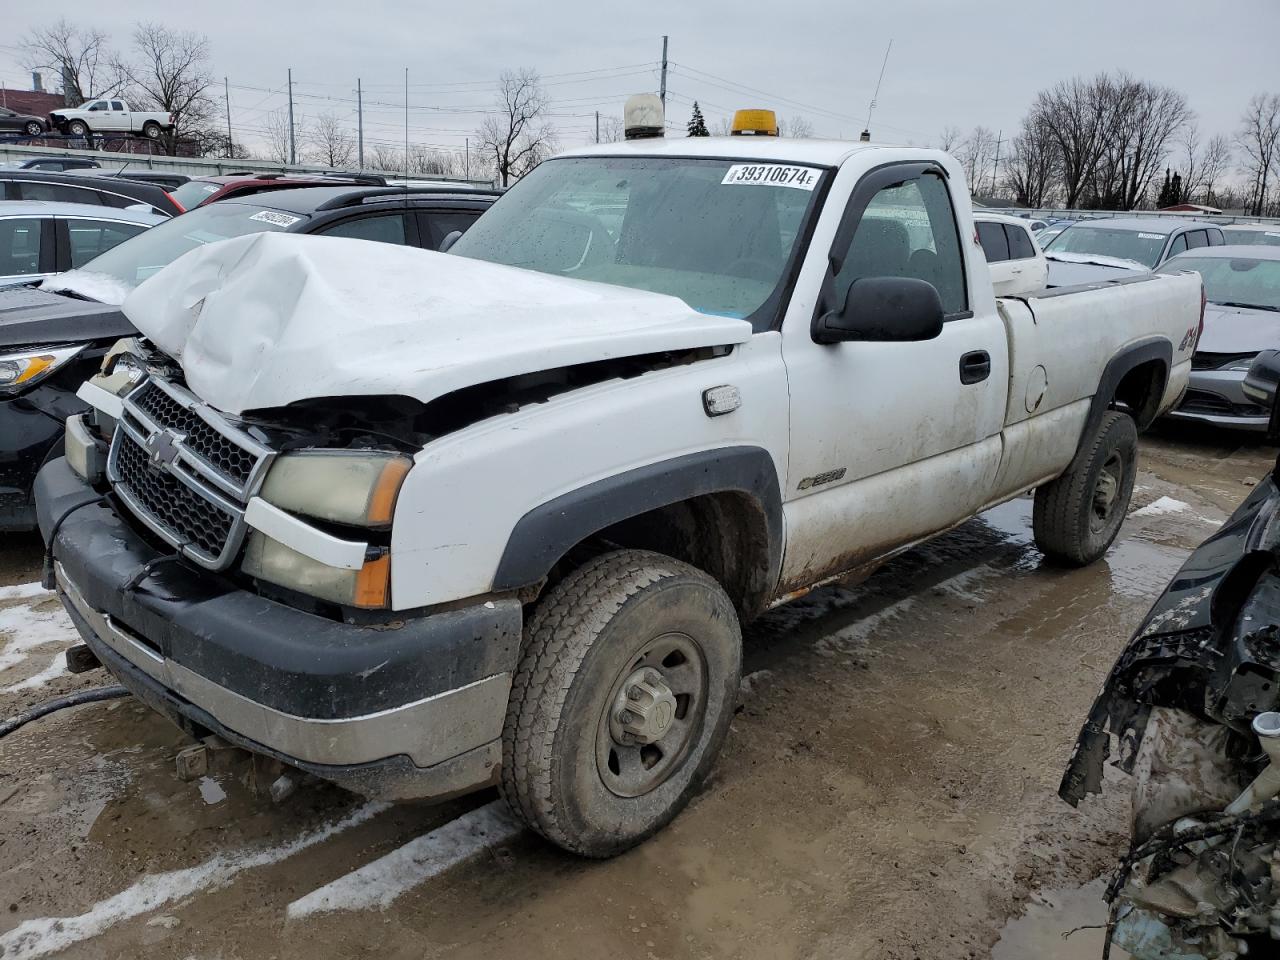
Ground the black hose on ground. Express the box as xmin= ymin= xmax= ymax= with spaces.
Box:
xmin=0 ymin=685 xmax=130 ymax=739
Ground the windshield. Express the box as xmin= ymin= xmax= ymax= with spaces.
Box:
xmin=1045 ymin=225 xmax=1168 ymax=267
xmin=1161 ymin=256 xmax=1280 ymax=311
xmin=171 ymin=180 xmax=222 ymax=210
xmin=66 ymin=201 xmax=306 ymax=296
xmin=1222 ymin=228 xmax=1280 ymax=247
xmin=450 ymin=156 xmax=824 ymax=322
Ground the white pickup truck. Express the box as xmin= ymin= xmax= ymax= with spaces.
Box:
xmin=50 ymin=99 xmax=175 ymax=140
xmin=38 ymin=135 xmax=1202 ymax=857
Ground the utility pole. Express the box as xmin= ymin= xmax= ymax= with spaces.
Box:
xmin=990 ymin=130 xmax=1003 ymax=197
xmin=595 ymin=111 xmax=600 ymax=144
xmin=404 ymin=67 xmax=409 ymax=181
xmin=223 ymin=77 xmax=232 ymax=159
xmin=287 ymin=68 xmax=296 ymax=165
xmin=356 ymin=78 xmax=364 ymax=170
xmin=659 ymin=36 xmax=668 ymax=109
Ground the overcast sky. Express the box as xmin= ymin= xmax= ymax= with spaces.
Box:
xmin=2 ymin=0 xmax=1277 ymax=162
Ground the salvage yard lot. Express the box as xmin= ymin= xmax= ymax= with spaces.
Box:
xmin=0 ymin=428 xmax=1270 ymax=960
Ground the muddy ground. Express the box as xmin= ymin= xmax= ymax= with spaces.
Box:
xmin=0 ymin=424 xmax=1272 ymax=960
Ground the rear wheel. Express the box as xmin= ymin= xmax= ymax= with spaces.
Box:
xmin=141 ymin=121 xmax=162 ymax=139
xmin=501 ymin=549 xmax=741 ymax=858
xmin=67 ymin=119 xmax=89 ymax=137
xmin=22 ymin=121 xmax=42 ymax=136
xmin=1033 ymin=410 xmax=1137 ymax=566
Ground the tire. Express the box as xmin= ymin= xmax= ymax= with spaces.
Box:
xmin=1033 ymin=410 xmax=1137 ymax=566
xmin=501 ymin=549 xmax=742 ymax=858
xmin=141 ymin=121 xmax=162 ymax=139
xmin=23 ymin=121 xmax=43 ymax=136
xmin=67 ymin=120 xmax=89 ymax=137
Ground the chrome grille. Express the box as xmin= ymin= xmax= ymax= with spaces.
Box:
xmin=107 ymin=376 xmax=274 ymax=570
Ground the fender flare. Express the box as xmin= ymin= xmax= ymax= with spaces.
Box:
xmin=1071 ymin=337 xmax=1171 ymax=468
xmin=492 ymin=446 xmax=784 ymax=595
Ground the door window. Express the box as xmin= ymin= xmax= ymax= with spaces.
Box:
xmin=834 ymin=171 xmax=968 ymax=316
xmin=1167 ymin=233 xmax=1188 ymax=257
xmin=1207 ymin=228 xmax=1224 ymax=246
xmin=17 ymin=182 xmax=102 ymax=205
xmin=422 ymin=210 xmax=481 ymax=249
xmin=1006 ymin=224 xmax=1036 ymax=260
xmin=1184 ymin=231 xmax=1208 ymax=250
xmin=976 ymin=222 xmax=1010 ymax=262
xmin=110 ymin=101 xmax=125 ymax=111
xmin=0 ymin=218 xmax=45 ymax=276
xmin=88 ymin=101 xmax=107 ymax=111
xmin=316 ymin=213 xmax=407 ymax=245
xmin=66 ymin=220 xmax=149 ymax=268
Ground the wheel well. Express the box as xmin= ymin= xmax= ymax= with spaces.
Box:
xmin=546 ymin=492 xmax=774 ymax=620
xmin=1111 ymin=357 xmax=1168 ymax=429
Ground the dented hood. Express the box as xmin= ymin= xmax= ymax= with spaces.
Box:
xmin=122 ymin=232 xmax=753 ymax=415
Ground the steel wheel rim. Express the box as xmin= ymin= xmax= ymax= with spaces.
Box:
xmin=1090 ymin=451 xmax=1124 ymax=533
xmin=595 ymin=631 xmax=708 ymax=799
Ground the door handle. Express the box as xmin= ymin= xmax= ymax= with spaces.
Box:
xmin=959 ymin=350 xmax=991 ymax=385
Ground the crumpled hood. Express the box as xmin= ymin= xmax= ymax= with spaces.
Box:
xmin=1197 ymin=303 xmax=1280 ymax=354
xmin=122 ymin=232 xmax=753 ymax=415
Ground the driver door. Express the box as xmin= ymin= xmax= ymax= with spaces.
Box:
xmin=778 ymin=163 xmax=1007 ymax=590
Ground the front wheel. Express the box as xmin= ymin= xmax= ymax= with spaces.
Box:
xmin=141 ymin=121 xmax=162 ymax=139
xmin=1033 ymin=410 xmax=1137 ymax=566
xmin=67 ymin=119 xmax=89 ymax=137
xmin=23 ymin=121 xmax=43 ymax=136
xmin=501 ymin=549 xmax=742 ymax=857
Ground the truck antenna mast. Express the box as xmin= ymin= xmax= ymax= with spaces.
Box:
xmin=860 ymin=39 xmax=893 ymax=142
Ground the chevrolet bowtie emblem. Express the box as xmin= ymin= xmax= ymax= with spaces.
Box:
xmin=143 ymin=429 xmax=184 ymax=468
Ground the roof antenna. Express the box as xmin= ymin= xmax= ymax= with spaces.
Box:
xmin=861 ymin=39 xmax=893 ymax=142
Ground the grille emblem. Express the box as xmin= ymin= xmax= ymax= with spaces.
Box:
xmin=143 ymin=428 xmax=184 ymax=469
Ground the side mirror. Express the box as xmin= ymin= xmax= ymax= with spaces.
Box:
xmin=1243 ymin=350 xmax=1280 ymax=442
xmin=439 ymin=230 xmax=463 ymax=253
xmin=812 ymin=276 xmax=944 ymax=345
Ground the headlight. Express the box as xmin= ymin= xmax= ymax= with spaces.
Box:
xmin=260 ymin=451 xmax=412 ymax=528
xmin=0 ymin=345 xmax=84 ymax=396
xmin=94 ymin=338 xmax=149 ymax=396
xmin=1224 ymin=355 xmax=1259 ymax=372
xmin=242 ymin=533 xmax=390 ymax=608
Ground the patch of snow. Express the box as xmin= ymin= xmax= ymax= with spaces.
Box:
xmin=2 ymin=651 xmax=67 ymax=693
xmin=0 ymin=801 xmax=389 ymax=960
xmin=814 ymin=597 xmax=917 ymax=658
xmin=0 ymin=582 xmax=48 ymax=603
xmin=1130 ymin=496 xmax=1191 ymax=518
xmin=196 ymin=777 xmax=226 ymax=806
xmin=286 ymin=801 xmax=521 ymax=919
xmin=40 ymin=271 xmax=134 ymax=306
xmin=0 ymin=601 xmax=77 ymax=675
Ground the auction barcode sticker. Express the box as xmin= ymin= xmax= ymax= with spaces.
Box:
xmin=249 ymin=210 xmax=303 ymax=227
xmin=722 ymin=164 xmax=820 ymax=191
xmin=1137 ymin=232 xmax=1165 ymax=240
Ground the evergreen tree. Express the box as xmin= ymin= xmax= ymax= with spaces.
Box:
xmin=1156 ymin=168 xmax=1173 ymax=207
xmin=687 ymin=102 xmax=709 ymax=137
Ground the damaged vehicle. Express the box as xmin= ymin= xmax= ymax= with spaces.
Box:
xmin=1061 ymin=362 xmax=1280 ymax=958
xmin=39 ymin=124 xmax=1204 ymax=858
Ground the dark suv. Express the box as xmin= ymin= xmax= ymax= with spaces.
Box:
xmin=0 ymin=183 xmax=499 ymax=529
xmin=0 ymin=169 xmax=181 ymax=217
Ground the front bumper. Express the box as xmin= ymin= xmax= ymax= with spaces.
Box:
xmin=1165 ymin=368 xmax=1270 ymax=431
xmin=37 ymin=457 xmax=523 ymax=801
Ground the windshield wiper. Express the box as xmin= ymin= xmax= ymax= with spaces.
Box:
xmin=49 ymin=288 xmax=100 ymax=303
xmin=1217 ymin=300 xmax=1280 ymax=312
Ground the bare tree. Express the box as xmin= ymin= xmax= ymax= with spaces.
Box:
xmin=1177 ymin=127 xmax=1233 ymax=205
xmin=1090 ymin=74 xmax=1191 ymax=209
xmin=475 ymin=68 xmax=556 ymax=187
xmin=778 ymin=115 xmax=815 ymax=138
xmin=307 ymin=111 xmax=355 ymax=168
xmin=368 ymin=142 xmax=403 ymax=173
xmin=957 ymin=126 xmax=998 ymax=195
xmin=937 ymin=125 xmax=962 ymax=153
xmin=712 ymin=116 xmax=734 ymax=137
xmin=1006 ymin=113 xmax=1059 ymax=207
xmin=260 ymin=108 xmax=296 ymax=164
xmin=595 ymin=115 xmax=625 ymax=144
xmin=20 ymin=19 xmax=124 ymax=105
xmin=1238 ymin=93 xmax=1280 ymax=216
xmin=1031 ymin=76 xmax=1112 ymax=208
xmin=117 ymin=23 xmax=214 ymax=155
xmin=1198 ymin=134 xmax=1233 ymax=206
